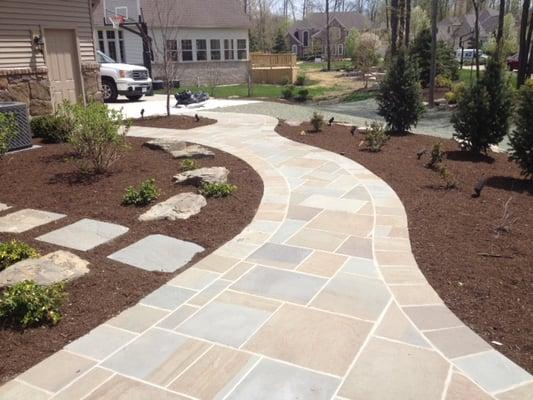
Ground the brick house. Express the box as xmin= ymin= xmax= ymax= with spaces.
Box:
xmin=0 ymin=0 xmax=103 ymax=116
xmin=287 ymin=12 xmax=370 ymax=59
xmin=93 ymin=0 xmax=252 ymax=86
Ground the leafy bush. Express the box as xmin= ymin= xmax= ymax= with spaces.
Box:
xmin=281 ymin=85 xmax=294 ymax=100
xmin=200 ymin=182 xmax=237 ymax=198
xmin=508 ymin=80 xmax=533 ymax=178
xmin=438 ymin=164 xmax=457 ymax=189
xmin=122 ymin=178 xmax=160 ymax=206
xmin=377 ymin=50 xmax=425 ymax=134
xmin=295 ymin=73 xmax=306 ymax=86
xmin=362 ymin=121 xmax=389 ymax=152
xmin=0 ymin=112 xmax=17 ymax=159
xmin=181 ymin=159 xmax=199 ymax=171
xmin=294 ymin=89 xmax=310 ymax=102
xmin=444 ymin=82 xmax=466 ymax=104
xmin=69 ymin=102 xmax=130 ymax=173
xmin=0 ymin=280 xmax=66 ymax=327
xmin=279 ymin=77 xmax=290 ymax=86
xmin=30 ymin=101 xmax=76 ymax=143
xmin=436 ymin=74 xmax=453 ymax=89
xmin=310 ymin=112 xmax=324 ymax=132
xmin=0 ymin=240 xmax=40 ymax=272
xmin=427 ymin=142 xmax=444 ymax=169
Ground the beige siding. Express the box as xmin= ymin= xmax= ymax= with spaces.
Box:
xmin=0 ymin=0 xmax=96 ymax=68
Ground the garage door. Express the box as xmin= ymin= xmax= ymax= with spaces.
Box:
xmin=44 ymin=29 xmax=83 ymax=108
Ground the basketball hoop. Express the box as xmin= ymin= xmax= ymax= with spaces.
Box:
xmin=108 ymin=15 xmax=125 ymax=30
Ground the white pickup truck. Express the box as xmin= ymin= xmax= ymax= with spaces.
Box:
xmin=97 ymin=51 xmax=152 ymax=102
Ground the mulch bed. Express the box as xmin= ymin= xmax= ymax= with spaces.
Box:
xmin=0 ymin=133 xmax=262 ymax=382
xmin=132 ymin=114 xmax=216 ymax=129
xmin=276 ymin=121 xmax=532 ymax=372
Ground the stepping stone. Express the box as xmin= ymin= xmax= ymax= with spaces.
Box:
xmin=0 ymin=209 xmax=65 ymax=233
xmin=37 ymin=218 xmax=129 ymax=251
xmin=0 ymin=250 xmax=90 ymax=287
xmin=144 ymin=138 xmax=187 ymax=152
xmin=173 ymin=167 xmax=229 ymax=185
xmin=170 ymin=144 xmax=214 ymax=159
xmin=108 ymin=234 xmax=204 ymax=272
xmin=139 ymin=193 xmax=207 ymax=221
xmin=0 ymin=203 xmax=11 ymax=212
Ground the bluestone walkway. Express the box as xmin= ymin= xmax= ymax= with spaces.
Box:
xmin=2 ymin=112 xmax=531 ymax=400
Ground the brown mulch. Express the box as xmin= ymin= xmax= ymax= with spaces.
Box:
xmin=276 ymin=121 xmax=532 ymax=372
xmin=132 ymin=114 xmax=216 ymax=129
xmin=0 ymin=135 xmax=262 ymax=382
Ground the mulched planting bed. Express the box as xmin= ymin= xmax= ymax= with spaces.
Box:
xmin=0 ymin=136 xmax=262 ymax=382
xmin=132 ymin=114 xmax=216 ymax=129
xmin=277 ymin=121 xmax=532 ymax=372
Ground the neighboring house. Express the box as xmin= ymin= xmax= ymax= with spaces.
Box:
xmin=0 ymin=0 xmax=102 ymax=116
xmin=93 ymin=0 xmax=252 ymax=86
xmin=437 ymin=8 xmax=499 ymax=48
xmin=287 ymin=12 xmax=370 ymax=59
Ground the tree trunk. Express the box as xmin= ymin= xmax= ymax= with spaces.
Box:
xmin=473 ymin=0 xmax=481 ymax=80
xmin=391 ymin=0 xmax=399 ymax=55
xmin=386 ymin=0 xmax=390 ymax=31
xmin=429 ymin=0 xmax=438 ymax=107
xmin=496 ymin=0 xmax=506 ymax=59
xmin=517 ymin=0 xmax=531 ymax=87
xmin=405 ymin=0 xmax=411 ymax=46
xmin=326 ymin=0 xmax=331 ymax=71
xmin=399 ymin=0 xmax=405 ymax=46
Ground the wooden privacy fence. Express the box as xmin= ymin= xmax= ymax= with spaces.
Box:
xmin=250 ymin=52 xmax=297 ymax=85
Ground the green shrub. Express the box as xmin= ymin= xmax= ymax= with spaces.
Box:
xmin=438 ymin=164 xmax=458 ymax=189
xmin=0 ymin=240 xmax=40 ymax=272
xmin=436 ymin=74 xmax=453 ymax=89
xmin=294 ymin=88 xmax=310 ymax=102
xmin=200 ymin=182 xmax=237 ymax=198
xmin=0 ymin=280 xmax=66 ymax=327
xmin=444 ymin=91 xmax=456 ymax=104
xmin=280 ymin=77 xmax=290 ymax=86
xmin=30 ymin=101 xmax=76 ymax=143
xmin=377 ymin=50 xmax=425 ymax=134
xmin=445 ymin=82 xmax=466 ymax=104
xmin=281 ymin=85 xmax=294 ymax=100
xmin=310 ymin=112 xmax=324 ymax=132
xmin=362 ymin=121 xmax=389 ymax=152
xmin=0 ymin=112 xmax=17 ymax=159
xmin=427 ymin=142 xmax=444 ymax=169
xmin=508 ymin=80 xmax=533 ymax=178
xmin=122 ymin=178 xmax=160 ymax=206
xmin=69 ymin=102 xmax=130 ymax=173
xmin=295 ymin=73 xmax=306 ymax=86
xmin=181 ymin=159 xmax=199 ymax=171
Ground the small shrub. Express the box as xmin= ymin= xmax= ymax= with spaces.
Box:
xmin=69 ymin=102 xmax=130 ymax=173
xmin=122 ymin=178 xmax=160 ymax=206
xmin=0 ymin=112 xmax=17 ymax=159
xmin=30 ymin=101 xmax=76 ymax=143
xmin=310 ymin=112 xmax=324 ymax=132
xmin=200 ymin=182 xmax=237 ymax=198
xmin=0 ymin=240 xmax=40 ymax=272
xmin=435 ymin=74 xmax=453 ymax=89
xmin=294 ymin=88 xmax=310 ymax=102
xmin=295 ymin=73 xmax=306 ymax=86
xmin=444 ymin=91 xmax=456 ymax=104
xmin=427 ymin=142 xmax=444 ymax=169
xmin=280 ymin=77 xmax=290 ymax=86
xmin=508 ymin=80 xmax=533 ymax=178
xmin=181 ymin=159 xmax=199 ymax=171
xmin=362 ymin=121 xmax=389 ymax=152
xmin=0 ymin=280 xmax=66 ymax=327
xmin=281 ymin=85 xmax=294 ymax=100
xmin=438 ymin=165 xmax=457 ymax=189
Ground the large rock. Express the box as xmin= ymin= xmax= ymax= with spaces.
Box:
xmin=144 ymin=138 xmax=187 ymax=153
xmin=139 ymin=193 xmax=207 ymax=221
xmin=170 ymin=144 xmax=214 ymax=159
xmin=0 ymin=251 xmax=90 ymax=287
xmin=173 ymin=167 xmax=229 ymax=186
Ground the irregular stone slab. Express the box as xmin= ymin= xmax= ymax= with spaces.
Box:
xmin=0 ymin=203 xmax=11 ymax=212
xmin=144 ymin=138 xmax=186 ymax=152
xmin=173 ymin=167 xmax=229 ymax=185
xmin=37 ymin=218 xmax=129 ymax=251
xmin=0 ymin=250 xmax=89 ymax=287
xmin=170 ymin=144 xmax=214 ymax=159
xmin=108 ymin=234 xmax=204 ymax=272
xmin=0 ymin=209 xmax=65 ymax=233
xmin=139 ymin=193 xmax=207 ymax=221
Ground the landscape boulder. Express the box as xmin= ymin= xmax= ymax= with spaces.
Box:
xmin=144 ymin=138 xmax=187 ymax=152
xmin=0 ymin=250 xmax=90 ymax=287
xmin=139 ymin=193 xmax=207 ymax=221
xmin=173 ymin=167 xmax=229 ymax=185
xmin=170 ymin=144 xmax=214 ymax=159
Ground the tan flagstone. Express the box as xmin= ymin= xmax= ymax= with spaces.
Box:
xmin=194 ymin=254 xmax=239 ymax=273
xmin=445 ymin=372 xmax=494 ymax=400
xmin=222 ymin=262 xmax=255 ymax=281
xmin=287 ymin=228 xmax=348 ymax=252
xmin=307 ymin=210 xmax=373 ymax=236
xmin=52 ymin=367 xmax=114 ymax=400
xmin=85 ymin=375 xmax=188 ymax=399
xmin=391 ymin=284 xmax=443 ymax=306
xmin=426 ymin=326 xmax=492 ymax=359
xmin=297 ymin=251 xmax=347 ymax=277
xmin=496 ymin=382 xmax=533 ymax=400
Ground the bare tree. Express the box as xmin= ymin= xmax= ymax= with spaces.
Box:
xmin=517 ymin=0 xmax=532 ymax=87
xmin=471 ymin=0 xmax=485 ymax=80
xmin=405 ymin=0 xmax=412 ymax=45
xmin=326 ymin=0 xmax=331 ymax=70
xmin=429 ymin=0 xmax=438 ymax=107
xmin=391 ymin=0 xmax=399 ymax=55
xmin=496 ymin=0 xmax=506 ymax=59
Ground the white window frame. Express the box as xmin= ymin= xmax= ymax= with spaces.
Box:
xmin=224 ymin=39 xmax=235 ymax=60
xmin=98 ymin=29 xmax=126 ymax=63
xmin=337 ymin=43 xmax=344 ymax=56
xmin=181 ymin=39 xmax=193 ymax=62
xmin=303 ymin=31 xmax=309 ymax=47
xmin=237 ymin=39 xmax=248 ymax=60
xmin=196 ymin=39 xmax=207 ymax=61
xmin=210 ymin=39 xmax=221 ymax=61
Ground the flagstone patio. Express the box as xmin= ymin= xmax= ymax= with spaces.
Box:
xmin=1 ymin=111 xmax=531 ymax=400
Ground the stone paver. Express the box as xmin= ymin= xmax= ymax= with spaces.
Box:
xmin=37 ymin=218 xmax=129 ymax=251
xmin=0 ymin=208 xmax=65 ymax=233
xmin=0 ymin=202 xmax=11 ymax=212
xmin=5 ymin=110 xmax=531 ymax=400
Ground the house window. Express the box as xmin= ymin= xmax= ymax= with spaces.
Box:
xmin=295 ymin=31 xmax=299 ymax=40
xmin=106 ymin=30 xmax=117 ymax=60
xmin=303 ymin=31 xmax=309 ymax=47
xmin=337 ymin=43 xmax=344 ymax=56
xmin=237 ymin=39 xmax=247 ymax=60
xmin=118 ymin=31 xmax=125 ymax=62
xmin=224 ymin=39 xmax=234 ymax=60
xmin=210 ymin=39 xmax=221 ymax=60
xmin=182 ymin=39 xmax=193 ymax=61
xmin=196 ymin=40 xmax=207 ymax=61
xmin=166 ymin=40 xmax=178 ymax=61
xmin=97 ymin=31 xmax=105 ymax=53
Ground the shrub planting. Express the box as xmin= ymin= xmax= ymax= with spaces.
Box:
xmin=0 ymin=112 xmax=17 ymax=159
xmin=427 ymin=142 xmax=445 ymax=169
xmin=181 ymin=159 xmax=199 ymax=171
xmin=435 ymin=74 xmax=453 ymax=89
xmin=122 ymin=178 xmax=160 ymax=206
xmin=362 ymin=121 xmax=388 ymax=152
xmin=0 ymin=240 xmax=40 ymax=271
xmin=200 ymin=182 xmax=237 ymax=198
xmin=508 ymin=80 xmax=533 ymax=178
xmin=281 ymin=85 xmax=294 ymax=100
xmin=0 ymin=280 xmax=66 ymax=327
xmin=295 ymin=73 xmax=306 ymax=86
xmin=30 ymin=101 xmax=76 ymax=143
xmin=294 ymin=88 xmax=310 ymax=102
xmin=310 ymin=112 xmax=324 ymax=132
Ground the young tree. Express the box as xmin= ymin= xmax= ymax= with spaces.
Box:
xmin=410 ymin=6 xmax=430 ymax=42
xmin=428 ymin=0 xmax=438 ymax=106
xmin=517 ymin=0 xmax=532 ymax=86
xmin=273 ymin=28 xmax=288 ymax=53
xmin=508 ymin=80 xmax=533 ymax=178
xmin=377 ymin=49 xmax=425 ymax=133
xmin=471 ymin=0 xmax=486 ymax=80
xmin=484 ymin=13 xmax=519 ymax=57
xmin=353 ymin=33 xmax=382 ymax=88
xmin=345 ymin=29 xmax=361 ymax=62
xmin=326 ymin=0 xmax=331 ymax=71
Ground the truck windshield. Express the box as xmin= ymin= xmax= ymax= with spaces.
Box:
xmin=97 ymin=50 xmax=116 ymax=64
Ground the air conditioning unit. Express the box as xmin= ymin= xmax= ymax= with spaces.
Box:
xmin=0 ymin=102 xmax=32 ymax=151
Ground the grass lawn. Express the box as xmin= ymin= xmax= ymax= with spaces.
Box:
xmin=342 ymin=89 xmax=377 ymax=102
xmin=458 ymin=68 xmax=518 ymax=87
xmin=298 ymin=60 xmax=353 ymax=71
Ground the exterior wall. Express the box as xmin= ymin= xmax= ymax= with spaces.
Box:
xmin=82 ymin=63 xmax=104 ymax=102
xmin=153 ymin=61 xmax=248 ymax=86
xmin=0 ymin=68 xmax=53 ymax=116
xmin=123 ymin=30 xmax=144 ymax=65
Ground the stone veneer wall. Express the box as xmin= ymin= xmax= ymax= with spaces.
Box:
xmin=153 ymin=61 xmax=249 ymax=87
xmin=0 ymin=64 xmax=103 ymax=117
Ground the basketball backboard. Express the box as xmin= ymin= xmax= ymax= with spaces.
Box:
xmin=103 ymin=0 xmax=140 ymax=24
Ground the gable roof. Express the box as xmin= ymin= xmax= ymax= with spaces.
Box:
xmin=288 ymin=11 xmax=369 ymax=35
xmin=437 ymin=7 xmax=498 ymax=42
xmin=93 ymin=0 xmax=251 ymax=29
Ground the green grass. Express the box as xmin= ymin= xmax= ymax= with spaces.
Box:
xmin=342 ymin=90 xmax=377 ymax=102
xmin=458 ymin=68 xmax=517 ymax=88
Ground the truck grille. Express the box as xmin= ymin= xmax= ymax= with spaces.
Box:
xmin=132 ymin=70 xmax=148 ymax=80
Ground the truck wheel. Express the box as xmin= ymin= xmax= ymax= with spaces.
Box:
xmin=102 ymin=78 xmax=118 ymax=102
xmin=126 ymin=95 xmax=143 ymax=102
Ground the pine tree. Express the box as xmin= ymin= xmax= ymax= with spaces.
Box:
xmin=377 ymin=49 xmax=425 ymax=134
xmin=272 ymin=29 xmax=288 ymax=53
xmin=509 ymin=80 xmax=533 ymax=178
